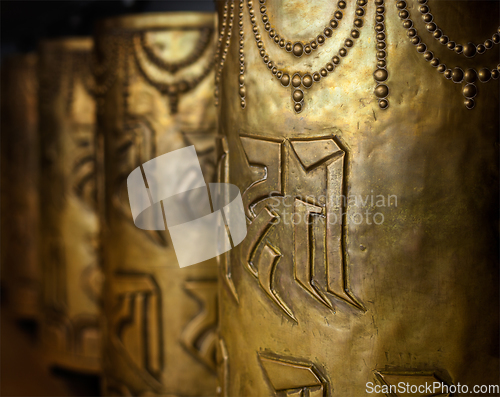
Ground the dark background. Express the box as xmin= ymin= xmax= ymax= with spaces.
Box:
xmin=1 ymin=0 xmax=216 ymax=58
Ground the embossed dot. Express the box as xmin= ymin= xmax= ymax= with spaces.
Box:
xmin=293 ymin=42 xmax=304 ymax=57
xmin=302 ymin=74 xmax=313 ymax=88
xmin=377 ymin=59 xmax=386 ymax=68
xmin=462 ymin=84 xmax=477 ymax=99
xmin=396 ymin=1 xmax=407 ymax=9
xmin=451 ymin=67 xmax=464 ymax=83
xmin=294 ymin=103 xmax=302 ymax=113
xmin=311 ymin=41 xmax=318 ymax=50
xmin=408 ymin=28 xmax=417 ymax=38
xmin=279 ymin=39 xmax=285 ymax=47
xmin=478 ymin=68 xmax=491 ymax=82
xmin=411 ymin=36 xmax=421 ymax=45
xmin=492 ymin=69 xmax=499 ymax=79
xmin=304 ymin=45 xmax=312 ymax=54
xmin=324 ymin=28 xmax=333 ymax=37
xmin=354 ymin=18 xmax=364 ymax=28
xmin=419 ymin=5 xmax=429 ymax=13
xmin=292 ymin=74 xmax=302 ymax=87
xmin=277 ymin=71 xmax=283 ymax=78
xmin=374 ymin=84 xmax=389 ymax=98
xmin=485 ymin=39 xmax=493 ymax=49
xmin=430 ymin=58 xmax=439 ymax=67
xmin=330 ymin=19 xmax=339 ymax=29
xmin=320 ymin=68 xmax=328 ymax=77
xmin=272 ymin=67 xmax=278 ymax=75
xmin=476 ymin=44 xmax=486 ymax=54
xmin=269 ymin=29 xmax=276 ymax=38
xmin=332 ymin=56 xmax=341 ymax=64
xmin=375 ymin=23 xmax=384 ymax=32
xmin=335 ymin=11 xmax=343 ymax=19
xmin=403 ymin=20 xmax=413 ymax=29
xmin=379 ymin=99 xmax=389 ymax=109
xmin=239 ymin=74 xmax=245 ymax=85
xmin=340 ymin=48 xmax=348 ymax=57
xmin=293 ymin=89 xmax=304 ymax=102
xmin=423 ymin=13 xmax=433 ymax=22
xmin=433 ymin=29 xmax=442 ymax=38
xmin=423 ymin=51 xmax=433 ymax=61
xmin=313 ymin=72 xmax=321 ymax=81
xmin=399 ymin=10 xmax=409 ymax=19
xmin=439 ymin=35 xmax=449 ymax=45
xmin=326 ymin=63 xmax=335 ymax=72
xmin=464 ymin=99 xmax=475 ymax=109
xmin=281 ymin=74 xmax=290 ymax=86
xmin=377 ymin=33 xmax=386 ymax=41
xmin=376 ymin=6 xmax=385 ymax=14
xmin=463 ymin=43 xmax=476 ymax=58
xmin=444 ymin=69 xmax=452 ymax=79
xmin=417 ymin=43 xmax=426 ymax=53
xmin=454 ymin=44 xmax=463 ymax=54
xmin=318 ymin=35 xmax=326 ymax=44
xmin=265 ymin=22 xmax=271 ymax=31
xmin=374 ymin=68 xmax=388 ymax=82
xmin=447 ymin=41 xmax=455 ymax=50
xmin=357 ymin=0 xmax=367 ymax=5
xmin=239 ymin=86 xmax=246 ymax=97
xmin=464 ymin=69 xmax=477 ymax=83
xmin=377 ymin=42 xmax=386 ymax=50
xmin=426 ymin=22 xmax=436 ymax=32
xmin=375 ymin=0 xmax=383 ymax=4
xmin=493 ymin=33 xmax=500 ymax=44
xmin=351 ymin=29 xmax=360 ymax=39
xmin=346 ymin=39 xmax=354 ymax=47
xmin=437 ymin=64 xmax=446 ymax=73
xmin=338 ymin=0 xmax=347 ymax=8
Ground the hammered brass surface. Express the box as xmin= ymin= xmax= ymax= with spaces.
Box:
xmin=216 ymin=0 xmax=499 ymax=396
xmin=38 ymin=38 xmax=101 ymax=373
xmin=95 ymin=13 xmax=219 ymax=396
xmin=1 ymin=54 xmax=40 ymax=320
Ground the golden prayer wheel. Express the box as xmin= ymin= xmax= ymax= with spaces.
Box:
xmin=216 ymin=0 xmax=499 ymax=395
xmin=0 ymin=54 xmax=40 ymax=320
xmin=38 ymin=38 xmax=101 ymax=373
xmin=95 ymin=13 xmax=219 ymax=396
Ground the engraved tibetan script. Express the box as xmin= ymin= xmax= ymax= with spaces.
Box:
xmin=230 ymin=134 xmax=363 ymax=321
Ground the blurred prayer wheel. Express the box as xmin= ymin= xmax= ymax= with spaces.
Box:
xmin=95 ymin=13 xmax=218 ymax=396
xmin=216 ymin=0 xmax=499 ymax=395
xmin=1 ymin=54 xmax=40 ymax=320
xmin=38 ymin=38 xmax=101 ymax=373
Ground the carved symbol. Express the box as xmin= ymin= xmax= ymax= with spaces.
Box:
xmin=374 ymin=371 xmax=452 ymax=397
xmin=239 ymin=134 xmax=363 ymax=320
xmin=216 ymin=137 xmax=239 ymax=302
xmin=72 ymin=129 xmax=96 ymax=208
xmin=259 ymin=354 xmax=327 ymax=397
xmin=111 ymin=272 xmax=163 ymax=387
xmin=113 ymin=118 xmax=169 ymax=247
xmin=216 ymin=337 xmax=229 ymax=397
xmin=180 ymin=280 xmax=218 ymax=371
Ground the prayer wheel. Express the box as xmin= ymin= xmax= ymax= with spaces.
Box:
xmin=1 ymin=54 xmax=40 ymax=320
xmin=215 ymin=0 xmax=499 ymax=395
xmin=95 ymin=13 xmax=219 ymax=396
xmin=38 ymin=38 xmax=101 ymax=373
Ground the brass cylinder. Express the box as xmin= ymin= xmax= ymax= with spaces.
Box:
xmin=216 ymin=0 xmax=499 ymax=395
xmin=1 ymin=54 xmax=40 ymax=320
xmin=95 ymin=13 xmax=219 ymax=396
xmin=38 ymin=38 xmax=101 ymax=373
